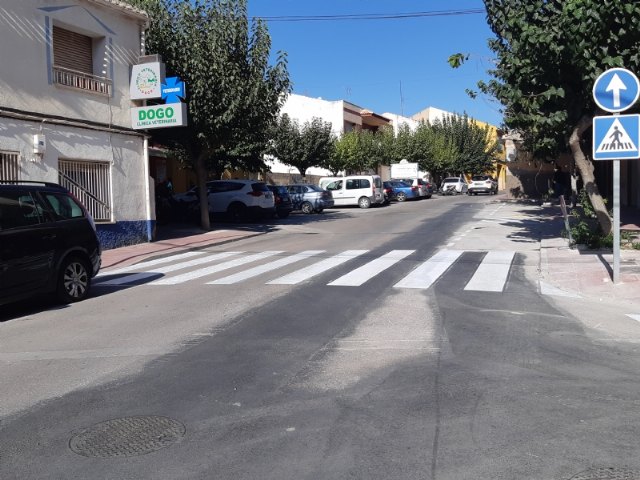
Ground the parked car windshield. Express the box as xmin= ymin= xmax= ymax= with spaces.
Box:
xmin=444 ymin=177 xmax=461 ymax=182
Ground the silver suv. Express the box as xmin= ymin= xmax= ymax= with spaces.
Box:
xmin=286 ymin=184 xmax=334 ymax=214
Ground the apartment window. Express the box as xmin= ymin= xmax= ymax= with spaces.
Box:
xmin=58 ymin=160 xmax=112 ymax=222
xmin=0 ymin=151 xmax=20 ymax=181
xmin=51 ymin=26 xmax=112 ymax=95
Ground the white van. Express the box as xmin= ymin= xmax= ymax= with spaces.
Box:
xmin=318 ymin=175 xmax=385 ymax=208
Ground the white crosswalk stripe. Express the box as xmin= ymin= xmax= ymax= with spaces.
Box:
xmin=328 ymin=250 xmax=415 ymax=287
xmin=464 ymin=251 xmax=515 ymax=292
xmin=150 ymin=251 xmax=283 ymax=285
xmin=96 ymin=248 xmax=523 ymax=292
xmin=268 ymin=250 xmax=369 ymax=285
xmin=208 ymin=251 xmax=325 ymax=285
xmin=97 ymin=251 xmax=204 ymax=277
xmin=97 ymin=252 xmax=242 ymax=286
xmin=394 ymin=249 xmax=464 ymax=289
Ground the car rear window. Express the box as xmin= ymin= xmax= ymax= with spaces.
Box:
xmin=444 ymin=177 xmax=460 ymax=182
xmin=304 ymin=185 xmax=323 ymax=192
xmin=251 ymin=182 xmax=270 ymax=192
xmin=472 ymin=175 xmax=490 ymax=181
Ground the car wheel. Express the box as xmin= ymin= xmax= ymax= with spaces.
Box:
xmin=57 ymin=255 xmax=91 ymax=303
xmin=358 ymin=196 xmax=371 ymax=209
xmin=301 ymin=201 xmax=314 ymax=214
xmin=396 ymin=192 xmax=407 ymax=202
xmin=227 ymin=202 xmax=247 ymax=223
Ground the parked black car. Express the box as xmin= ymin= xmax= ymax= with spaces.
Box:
xmin=267 ymin=185 xmax=294 ymax=219
xmin=0 ymin=181 xmax=101 ymax=306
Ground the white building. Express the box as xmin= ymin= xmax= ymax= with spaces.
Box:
xmin=267 ymin=93 xmax=393 ymax=179
xmin=411 ymin=106 xmax=456 ymax=124
xmin=0 ymin=0 xmax=154 ymax=248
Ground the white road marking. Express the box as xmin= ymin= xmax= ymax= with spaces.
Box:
xmin=97 ymin=252 xmax=242 ymax=286
xmin=268 ymin=250 xmax=368 ymax=285
xmin=464 ymin=250 xmax=515 ymax=292
xmin=208 ymin=250 xmax=325 ymax=285
xmin=626 ymin=314 xmax=640 ymax=323
xmin=394 ymin=249 xmax=464 ymax=289
xmin=98 ymin=251 xmax=204 ymax=276
xmin=151 ymin=251 xmax=283 ymax=285
xmin=328 ymin=250 xmax=415 ymax=287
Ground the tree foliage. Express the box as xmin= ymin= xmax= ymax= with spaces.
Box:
xmin=429 ymin=114 xmax=499 ymax=176
xmin=461 ymin=0 xmax=640 ymax=234
xmin=270 ymin=115 xmax=334 ymax=178
xmin=126 ymin=0 xmax=290 ymax=228
xmin=332 ymin=129 xmax=388 ymax=174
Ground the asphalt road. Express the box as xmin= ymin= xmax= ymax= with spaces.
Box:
xmin=2 ymin=194 xmax=640 ymax=479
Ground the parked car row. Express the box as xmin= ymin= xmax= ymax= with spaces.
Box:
xmin=438 ymin=175 xmax=498 ymax=196
xmin=171 ymin=174 xmax=497 ymax=223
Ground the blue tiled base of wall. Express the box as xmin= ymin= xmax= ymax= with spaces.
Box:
xmin=97 ymin=220 xmax=154 ymax=250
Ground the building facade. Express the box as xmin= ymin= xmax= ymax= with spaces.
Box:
xmin=0 ymin=0 xmax=154 ymax=249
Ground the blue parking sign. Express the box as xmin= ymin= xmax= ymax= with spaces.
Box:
xmin=593 ymin=114 xmax=640 ymax=160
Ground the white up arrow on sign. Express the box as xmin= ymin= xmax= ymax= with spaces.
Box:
xmin=606 ymin=73 xmax=627 ymax=108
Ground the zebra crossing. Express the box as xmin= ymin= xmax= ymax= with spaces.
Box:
xmin=96 ymin=248 xmax=521 ymax=293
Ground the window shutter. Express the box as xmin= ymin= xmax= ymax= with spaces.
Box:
xmin=53 ymin=26 xmax=93 ymax=74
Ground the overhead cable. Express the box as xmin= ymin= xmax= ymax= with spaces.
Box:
xmin=252 ymin=9 xmax=485 ymax=23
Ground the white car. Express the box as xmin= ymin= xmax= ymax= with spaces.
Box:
xmin=173 ymin=180 xmax=275 ymax=222
xmin=467 ymin=175 xmax=498 ymax=195
xmin=440 ymin=177 xmax=468 ymax=194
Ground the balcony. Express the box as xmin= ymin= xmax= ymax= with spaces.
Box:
xmin=52 ymin=65 xmax=112 ymax=96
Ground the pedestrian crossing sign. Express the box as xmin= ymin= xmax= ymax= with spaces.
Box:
xmin=593 ymin=114 xmax=640 ymax=160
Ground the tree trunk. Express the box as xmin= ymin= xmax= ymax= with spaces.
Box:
xmin=195 ymin=154 xmax=211 ymax=231
xmin=569 ymin=114 xmax=612 ymax=235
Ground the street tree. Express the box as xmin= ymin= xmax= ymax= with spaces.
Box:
xmin=451 ymin=0 xmax=640 ymax=234
xmin=412 ymin=122 xmax=458 ymax=182
xmin=127 ymin=0 xmax=290 ymax=229
xmin=333 ymin=129 xmax=385 ymax=174
xmin=270 ymin=115 xmax=334 ymax=179
xmin=430 ymin=114 xmax=499 ymax=176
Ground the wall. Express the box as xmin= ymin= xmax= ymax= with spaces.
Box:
xmin=0 ymin=116 xmax=149 ymax=248
xmin=0 ymin=0 xmax=145 ymax=129
xmin=0 ymin=1 xmax=152 ymax=248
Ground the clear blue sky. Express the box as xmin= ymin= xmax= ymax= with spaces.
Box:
xmin=248 ymin=0 xmax=503 ymax=127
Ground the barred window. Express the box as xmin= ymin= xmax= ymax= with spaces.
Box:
xmin=0 ymin=151 xmax=20 ymax=181
xmin=58 ymin=159 xmax=112 ymax=222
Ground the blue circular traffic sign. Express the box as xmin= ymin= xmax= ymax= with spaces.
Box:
xmin=593 ymin=68 xmax=640 ymax=113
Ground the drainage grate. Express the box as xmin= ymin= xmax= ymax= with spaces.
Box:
xmin=69 ymin=416 xmax=185 ymax=458
xmin=569 ymin=468 xmax=640 ymax=480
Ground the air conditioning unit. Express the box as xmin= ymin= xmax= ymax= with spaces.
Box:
xmin=33 ymin=134 xmax=46 ymax=155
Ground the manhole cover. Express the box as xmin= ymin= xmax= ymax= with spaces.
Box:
xmin=569 ymin=467 xmax=640 ymax=480
xmin=69 ymin=416 xmax=185 ymax=458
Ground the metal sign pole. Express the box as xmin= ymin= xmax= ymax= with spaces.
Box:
xmin=613 ymin=159 xmax=621 ymax=284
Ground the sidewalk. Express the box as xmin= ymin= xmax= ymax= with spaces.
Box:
xmin=99 ymin=206 xmax=640 ymax=308
xmin=100 ymin=226 xmax=265 ymax=269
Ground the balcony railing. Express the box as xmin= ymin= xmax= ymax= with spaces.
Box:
xmin=52 ymin=65 xmax=112 ymax=96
